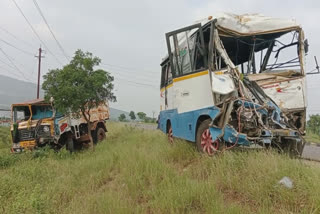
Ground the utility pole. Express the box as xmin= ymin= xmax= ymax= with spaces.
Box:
xmin=35 ymin=47 xmax=44 ymax=99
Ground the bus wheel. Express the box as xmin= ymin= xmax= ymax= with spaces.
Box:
xmin=167 ymin=125 xmax=174 ymax=144
xmin=196 ymin=119 xmax=219 ymax=155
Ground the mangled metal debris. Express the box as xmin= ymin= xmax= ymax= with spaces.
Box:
xmin=159 ymin=13 xmax=307 ymax=156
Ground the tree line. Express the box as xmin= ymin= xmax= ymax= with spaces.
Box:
xmin=118 ymin=111 xmax=156 ymax=123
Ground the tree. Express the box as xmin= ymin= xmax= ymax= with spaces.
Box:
xmin=129 ymin=111 xmax=136 ymax=121
xmin=119 ymin=113 xmax=126 ymax=122
xmin=307 ymin=114 xmax=320 ymax=134
xmin=137 ymin=112 xmax=146 ymax=120
xmin=42 ymin=49 xmax=116 ymax=148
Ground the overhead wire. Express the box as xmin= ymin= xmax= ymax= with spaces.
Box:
xmin=101 ymin=65 xmax=159 ymax=84
xmin=0 ymin=48 xmax=32 ymax=82
xmin=113 ymin=76 xmax=158 ymax=89
xmin=0 ymin=65 xmax=21 ymax=79
xmin=11 ymin=0 xmax=64 ymax=66
xmin=101 ymin=62 xmax=159 ymax=75
xmin=0 ymin=26 xmax=37 ymax=49
xmin=0 ymin=38 xmax=34 ymax=56
xmin=32 ymin=0 xmax=69 ymax=61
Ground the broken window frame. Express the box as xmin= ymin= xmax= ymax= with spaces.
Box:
xmin=165 ymin=23 xmax=208 ymax=78
xmin=12 ymin=105 xmax=31 ymax=123
xmin=214 ymin=28 xmax=305 ymax=75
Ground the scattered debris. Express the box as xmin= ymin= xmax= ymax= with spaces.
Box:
xmin=278 ymin=176 xmax=293 ymax=189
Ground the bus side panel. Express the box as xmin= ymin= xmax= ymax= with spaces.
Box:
xmin=159 ymin=106 xmax=220 ymax=142
xmin=173 ymin=71 xmax=214 ymax=114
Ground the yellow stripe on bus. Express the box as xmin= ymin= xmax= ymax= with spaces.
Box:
xmin=160 ymin=83 xmax=173 ymax=92
xmin=173 ymin=70 xmax=209 ymax=83
xmin=160 ymin=70 xmax=209 ymax=91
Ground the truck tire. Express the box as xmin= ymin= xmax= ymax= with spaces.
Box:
xmin=196 ymin=119 xmax=221 ymax=155
xmin=93 ymin=127 xmax=106 ymax=144
xmin=66 ymin=138 xmax=74 ymax=153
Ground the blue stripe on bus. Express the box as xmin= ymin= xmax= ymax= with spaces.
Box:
xmin=159 ymin=106 xmax=220 ymax=142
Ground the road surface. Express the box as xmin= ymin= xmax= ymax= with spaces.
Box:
xmin=302 ymin=144 xmax=320 ymax=161
xmin=126 ymin=122 xmax=320 ymax=161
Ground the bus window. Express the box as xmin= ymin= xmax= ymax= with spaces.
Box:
xmin=166 ymin=23 xmax=206 ymax=77
xmin=167 ymin=63 xmax=172 ymax=84
xmin=160 ymin=64 xmax=167 ymax=89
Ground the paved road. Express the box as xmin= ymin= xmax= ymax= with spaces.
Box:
xmin=302 ymin=145 xmax=320 ymax=161
xmin=127 ymin=122 xmax=320 ymax=161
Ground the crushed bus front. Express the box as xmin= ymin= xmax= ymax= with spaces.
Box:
xmin=160 ymin=13 xmax=307 ymax=156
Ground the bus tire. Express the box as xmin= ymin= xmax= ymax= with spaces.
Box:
xmin=196 ymin=119 xmax=220 ymax=155
xmin=167 ymin=123 xmax=174 ymax=144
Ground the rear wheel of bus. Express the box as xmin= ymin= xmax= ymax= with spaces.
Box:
xmin=167 ymin=122 xmax=174 ymax=144
xmin=196 ymin=119 xmax=221 ymax=155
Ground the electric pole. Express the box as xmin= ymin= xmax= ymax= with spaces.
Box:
xmin=35 ymin=47 xmax=44 ymax=99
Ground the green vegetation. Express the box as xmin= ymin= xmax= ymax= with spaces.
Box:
xmin=306 ymin=114 xmax=320 ymax=144
xmin=118 ymin=113 xmax=126 ymax=122
xmin=305 ymin=130 xmax=320 ymax=145
xmin=137 ymin=112 xmax=146 ymax=120
xmin=129 ymin=111 xmax=136 ymax=121
xmin=42 ymin=49 xmax=116 ymax=146
xmin=0 ymin=123 xmax=319 ymax=213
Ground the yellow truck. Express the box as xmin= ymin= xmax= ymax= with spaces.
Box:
xmin=10 ymin=99 xmax=109 ymax=152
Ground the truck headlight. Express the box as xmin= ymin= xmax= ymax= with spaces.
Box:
xmin=43 ymin=126 xmax=50 ymax=132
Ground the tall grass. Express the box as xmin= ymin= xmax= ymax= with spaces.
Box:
xmin=0 ymin=122 xmax=319 ymax=213
xmin=305 ymin=130 xmax=320 ymax=144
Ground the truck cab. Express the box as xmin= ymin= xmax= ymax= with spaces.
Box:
xmin=11 ymin=99 xmax=109 ymax=152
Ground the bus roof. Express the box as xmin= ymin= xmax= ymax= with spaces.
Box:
xmin=161 ymin=13 xmax=301 ymax=63
xmin=196 ymin=13 xmax=300 ymax=36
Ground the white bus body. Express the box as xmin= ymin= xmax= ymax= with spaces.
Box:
xmin=159 ymin=13 xmax=307 ymax=155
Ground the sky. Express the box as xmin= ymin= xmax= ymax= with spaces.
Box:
xmin=0 ymin=0 xmax=319 ymax=117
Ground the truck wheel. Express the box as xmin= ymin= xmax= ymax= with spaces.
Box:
xmin=196 ymin=119 xmax=220 ymax=155
xmin=94 ymin=127 xmax=106 ymax=144
xmin=66 ymin=138 xmax=74 ymax=153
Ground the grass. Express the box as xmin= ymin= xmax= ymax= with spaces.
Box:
xmin=305 ymin=130 xmax=320 ymax=145
xmin=0 ymin=122 xmax=319 ymax=213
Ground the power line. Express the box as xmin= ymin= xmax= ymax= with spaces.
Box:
xmin=108 ymin=69 xmax=159 ymax=84
xmin=101 ymin=62 xmax=159 ymax=75
xmin=32 ymin=0 xmax=69 ymax=61
xmin=0 ymin=26 xmax=36 ymax=49
xmin=100 ymin=64 xmax=159 ymax=81
xmin=11 ymin=0 xmax=64 ymax=66
xmin=114 ymin=76 xmax=158 ymax=89
xmin=0 ymin=38 xmax=34 ymax=56
xmin=0 ymin=57 xmax=16 ymax=69
xmin=0 ymin=65 xmax=22 ymax=79
xmin=0 ymin=47 xmax=32 ymax=81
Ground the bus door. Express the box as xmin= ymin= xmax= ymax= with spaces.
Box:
xmin=165 ymin=23 xmax=213 ymax=140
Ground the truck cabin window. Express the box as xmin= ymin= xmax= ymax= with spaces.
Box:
xmin=13 ymin=106 xmax=30 ymax=123
xmin=31 ymin=105 xmax=53 ymax=120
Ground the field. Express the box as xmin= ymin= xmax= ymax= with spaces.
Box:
xmin=305 ymin=130 xmax=320 ymax=145
xmin=0 ymin=122 xmax=320 ymax=214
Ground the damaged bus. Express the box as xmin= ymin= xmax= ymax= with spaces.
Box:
xmin=159 ymin=13 xmax=307 ymax=156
